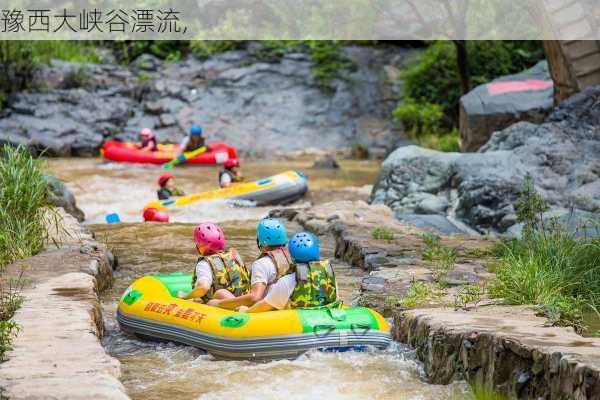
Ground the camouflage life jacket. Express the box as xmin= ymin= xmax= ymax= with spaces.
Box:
xmin=192 ymin=248 xmax=251 ymax=300
xmin=290 ymin=259 xmax=338 ymax=308
xmin=259 ymin=247 xmax=295 ymax=280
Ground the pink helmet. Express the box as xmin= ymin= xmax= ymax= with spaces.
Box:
xmin=141 ymin=128 xmax=154 ymax=138
xmin=194 ymin=222 xmax=225 ymax=255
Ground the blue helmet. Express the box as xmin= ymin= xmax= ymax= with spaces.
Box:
xmin=190 ymin=125 xmax=203 ymax=136
xmin=289 ymin=232 xmax=320 ymax=263
xmin=257 ymin=218 xmax=287 ymax=247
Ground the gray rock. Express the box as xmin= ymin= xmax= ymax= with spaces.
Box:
xmin=395 ymin=213 xmax=467 ymax=235
xmin=312 ymin=155 xmax=340 ymax=169
xmin=361 ymin=276 xmax=387 ymax=293
xmin=0 ymin=46 xmax=413 ymax=157
xmin=44 ymin=175 xmax=85 ymax=222
xmin=370 ymin=146 xmax=461 ymax=211
xmin=460 ymin=61 xmax=553 ymax=152
xmin=416 ymin=195 xmax=449 ymax=215
xmin=374 ymin=86 xmax=600 ymax=234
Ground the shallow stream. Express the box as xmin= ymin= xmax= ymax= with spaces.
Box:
xmin=47 ymin=157 xmax=471 ymax=400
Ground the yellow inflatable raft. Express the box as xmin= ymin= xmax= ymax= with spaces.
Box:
xmin=143 ymin=170 xmax=308 ymax=212
xmin=117 ymin=273 xmax=391 ymax=360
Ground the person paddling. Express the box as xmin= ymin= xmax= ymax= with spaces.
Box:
xmin=207 ymin=218 xmax=295 ymax=311
xmin=139 ymin=128 xmax=158 ymax=152
xmin=219 ymin=158 xmax=243 ymax=188
xmin=178 ymin=223 xmax=251 ymax=303
xmin=157 ymin=173 xmax=184 ymax=200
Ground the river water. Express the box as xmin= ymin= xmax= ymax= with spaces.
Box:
xmin=46 ymin=158 xmax=471 ymax=400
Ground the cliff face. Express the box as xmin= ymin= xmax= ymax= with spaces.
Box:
xmin=0 ymin=46 xmax=411 ymax=158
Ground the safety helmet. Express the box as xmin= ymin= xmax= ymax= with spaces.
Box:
xmin=289 ymin=232 xmax=320 ymax=263
xmin=257 ymin=218 xmax=287 ymax=247
xmin=224 ymin=158 xmax=240 ymax=169
xmin=157 ymin=173 xmax=173 ymax=187
xmin=141 ymin=128 xmax=154 ymax=138
xmin=190 ymin=125 xmax=203 ymax=137
xmin=194 ymin=222 xmax=225 ymax=255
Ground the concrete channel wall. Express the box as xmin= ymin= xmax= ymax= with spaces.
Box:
xmin=0 ymin=209 xmax=129 ymax=400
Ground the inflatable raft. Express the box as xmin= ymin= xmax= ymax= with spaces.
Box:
xmin=101 ymin=141 xmax=238 ymax=165
xmin=117 ymin=273 xmax=391 ymax=360
xmin=143 ymin=170 xmax=308 ymax=211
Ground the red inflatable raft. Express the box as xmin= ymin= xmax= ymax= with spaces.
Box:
xmin=101 ymin=141 xmax=238 ymax=165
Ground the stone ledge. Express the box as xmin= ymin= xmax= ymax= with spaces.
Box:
xmin=393 ymin=306 xmax=600 ymax=400
xmin=0 ymin=208 xmax=128 ymax=400
xmin=0 ymin=273 xmax=128 ymax=400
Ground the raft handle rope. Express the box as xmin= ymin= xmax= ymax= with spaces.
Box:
xmin=313 ymin=324 xmax=336 ymax=338
xmin=351 ymin=323 xmax=371 ymax=335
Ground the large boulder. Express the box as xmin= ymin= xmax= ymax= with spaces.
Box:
xmin=372 ymin=86 xmax=600 ymax=234
xmin=0 ymin=45 xmax=411 ymax=157
xmin=459 ymin=61 xmax=554 ymax=152
xmin=44 ymin=175 xmax=85 ymax=222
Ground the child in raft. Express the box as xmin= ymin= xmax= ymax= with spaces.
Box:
xmin=238 ymin=231 xmax=338 ymax=313
xmin=219 ymin=158 xmax=244 ymax=188
xmin=207 ymin=218 xmax=297 ymax=312
xmin=178 ymin=223 xmax=251 ymax=302
xmin=139 ymin=128 xmax=158 ymax=152
xmin=156 ymin=173 xmax=185 ymax=200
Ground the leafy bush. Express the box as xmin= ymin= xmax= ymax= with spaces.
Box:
xmin=189 ymin=40 xmax=245 ymax=59
xmin=393 ymin=99 xmax=444 ymax=137
xmin=0 ymin=41 xmax=100 ymax=108
xmin=400 ymin=40 xmax=544 ymax=125
xmin=0 ymin=145 xmax=49 ymax=267
xmin=489 ymin=179 xmax=600 ymax=331
xmin=401 ymin=280 xmax=434 ymax=309
xmin=372 ymin=227 xmax=394 ymax=241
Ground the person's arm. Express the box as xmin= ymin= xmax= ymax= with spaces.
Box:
xmin=220 ymin=173 xmax=232 ymax=188
xmin=244 ymin=300 xmax=276 ymax=313
xmin=178 ymin=279 xmax=210 ymax=300
xmin=207 ymin=282 xmax=266 ymax=310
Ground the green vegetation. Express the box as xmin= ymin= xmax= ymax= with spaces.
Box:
xmin=0 ymin=145 xmax=51 ymax=360
xmin=0 ymin=41 xmax=99 ymax=107
xmin=489 ymin=178 xmax=600 ymax=331
xmin=401 ymin=280 xmax=436 ymax=309
xmin=394 ymin=40 xmax=544 ymax=152
xmin=421 ymin=233 xmax=459 ymax=283
xmin=454 ymin=284 xmax=486 ymax=310
xmin=372 ymin=227 xmax=394 ymax=242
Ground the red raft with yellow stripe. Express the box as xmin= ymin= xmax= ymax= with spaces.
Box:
xmin=101 ymin=141 xmax=238 ymax=165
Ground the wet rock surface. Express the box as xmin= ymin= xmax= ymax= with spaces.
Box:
xmin=0 ymin=46 xmax=411 ymax=157
xmin=371 ymin=86 xmax=600 ymax=234
xmin=394 ymin=306 xmax=600 ymax=399
xmin=45 ymin=174 xmax=85 ymax=221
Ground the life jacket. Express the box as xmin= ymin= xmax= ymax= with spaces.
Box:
xmin=219 ymin=170 xmax=242 ymax=186
xmin=259 ymin=247 xmax=295 ymax=281
xmin=141 ymin=137 xmax=158 ymax=151
xmin=289 ymin=259 xmax=338 ymax=309
xmin=192 ymin=248 xmax=251 ymax=301
xmin=157 ymin=187 xmax=173 ymax=200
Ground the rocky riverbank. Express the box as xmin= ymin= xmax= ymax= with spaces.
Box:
xmin=371 ymin=86 xmax=600 ymax=236
xmin=272 ymin=200 xmax=600 ymax=398
xmin=394 ymin=307 xmax=600 ymax=399
xmin=0 ymin=45 xmax=411 ymax=158
xmin=271 ymin=200 xmax=495 ymax=315
xmin=0 ymin=209 xmax=127 ymax=399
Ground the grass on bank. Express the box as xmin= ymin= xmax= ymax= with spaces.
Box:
xmin=0 ymin=145 xmax=50 ymax=360
xmin=489 ymin=178 xmax=600 ymax=332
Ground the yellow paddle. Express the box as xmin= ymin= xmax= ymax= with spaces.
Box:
xmin=162 ymin=146 xmax=207 ymax=170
